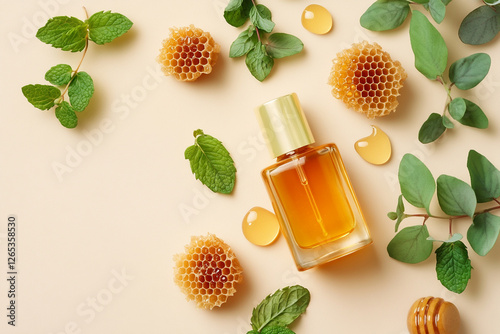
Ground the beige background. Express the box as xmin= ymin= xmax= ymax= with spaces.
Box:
xmin=1 ymin=0 xmax=500 ymax=333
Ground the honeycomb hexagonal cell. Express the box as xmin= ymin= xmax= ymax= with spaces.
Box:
xmin=173 ymin=234 xmax=243 ymax=310
xmin=157 ymin=25 xmax=220 ymax=82
xmin=328 ymin=41 xmax=407 ymax=118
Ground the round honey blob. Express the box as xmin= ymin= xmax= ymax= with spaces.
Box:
xmin=407 ymin=296 xmax=461 ymax=334
xmin=242 ymin=207 xmax=280 ymax=246
xmin=301 ymin=4 xmax=333 ymax=35
xmin=157 ymin=25 xmax=220 ymax=82
xmin=328 ymin=40 xmax=407 ymax=118
xmin=173 ymin=234 xmax=243 ymax=310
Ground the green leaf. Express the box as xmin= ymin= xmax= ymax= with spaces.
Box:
xmin=428 ymin=0 xmax=446 ymax=24
xmin=435 ymin=241 xmax=472 ymax=294
xmin=468 ymin=213 xmax=500 ymax=256
xmin=457 ymin=99 xmax=488 ymax=129
xmin=436 ymin=175 xmax=476 ymax=218
xmin=388 ymin=212 xmax=398 ymax=220
xmin=184 ymin=129 xmax=236 ymax=194
xmin=55 ymin=101 xmax=78 ymax=128
xmin=250 ymin=286 xmax=310 ymax=332
xmin=427 ymin=233 xmax=463 ymax=243
xmin=467 ymin=150 xmax=500 ymax=203
xmin=247 ymin=331 xmax=259 ymax=334
xmin=229 ymin=26 xmax=258 ymax=58
xmin=442 ymin=115 xmax=454 ymax=129
xmin=418 ymin=113 xmax=446 ymax=144
xmin=45 ymin=64 xmax=73 ymax=86
xmin=265 ymin=33 xmax=303 ymax=59
xmin=68 ymin=72 xmax=94 ymax=112
xmin=449 ymin=53 xmax=491 ymax=90
xmin=409 ymin=10 xmax=448 ymax=79
xmin=36 ymin=16 xmax=88 ymax=52
xmin=224 ymin=0 xmax=253 ymax=27
xmin=87 ymin=11 xmax=133 ymax=45
xmin=398 ymin=154 xmax=435 ymax=214
xmin=261 ymin=327 xmax=296 ymax=334
xmin=395 ymin=194 xmax=406 ymax=232
xmin=387 ymin=225 xmax=434 ymax=263
xmin=249 ymin=4 xmax=275 ymax=33
xmin=459 ymin=5 xmax=500 ymax=45
xmin=21 ymin=84 xmax=61 ymax=110
xmin=360 ymin=0 xmax=411 ymax=31
xmin=448 ymin=97 xmax=466 ymax=121
xmin=245 ymin=43 xmax=274 ymax=81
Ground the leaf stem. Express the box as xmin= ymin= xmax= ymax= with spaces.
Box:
xmin=250 ymin=0 xmax=263 ymax=44
xmin=405 ymin=204 xmax=500 ymax=220
xmin=449 ymin=218 xmax=453 ymax=237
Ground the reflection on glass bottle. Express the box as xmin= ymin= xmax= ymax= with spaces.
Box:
xmin=255 ymin=93 xmax=372 ymax=270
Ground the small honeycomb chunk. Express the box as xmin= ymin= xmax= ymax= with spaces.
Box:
xmin=328 ymin=41 xmax=407 ymax=118
xmin=157 ymin=25 xmax=220 ymax=82
xmin=173 ymin=234 xmax=243 ymax=310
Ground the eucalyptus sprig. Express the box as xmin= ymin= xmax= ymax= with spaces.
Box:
xmin=224 ymin=0 xmax=303 ymax=81
xmin=387 ymin=151 xmax=500 ymax=293
xmin=459 ymin=1 xmax=500 ymax=45
xmin=22 ymin=8 xmax=133 ymax=128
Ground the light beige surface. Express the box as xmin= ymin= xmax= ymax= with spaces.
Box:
xmin=1 ymin=0 xmax=500 ymax=333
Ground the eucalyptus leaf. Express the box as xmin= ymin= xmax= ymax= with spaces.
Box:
xmin=360 ymin=0 xmax=411 ymax=31
xmin=398 ymin=154 xmax=435 ymax=214
xmin=427 ymin=233 xmax=463 ymax=243
xmin=449 ymin=53 xmax=491 ymax=90
xmin=395 ymin=194 xmax=406 ymax=232
xmin=442 ymin=115 xmax=454 ymax=129
xmin=387 ymin=225 xmax=434 ymax=264
xmin=435 ymin=241 xmax=472 ymax=294
xmin=436 ymin=175 xmax=476 ymax=218
xmin=468 ymin=212 xmax=500 ymax=256
xmin=428 ymin=0 xmax=446 ymax=24
xmin=418 ymin=113 xmax=446 ymax=144
xmin=457 ymin=99 xmax=488 ymax=129
xmin=467 ymin=150 xmax=500 ymax=203
xmin=459 ymin=5 xmax=500 ymax=45
xmin=409 ymin=10 xmax=448 ymax=79
xmin=448 ymin=97 xmax=466 ymax=121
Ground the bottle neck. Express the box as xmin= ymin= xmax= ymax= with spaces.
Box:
xmin=276 ymin=144 xmax=313 ymax=162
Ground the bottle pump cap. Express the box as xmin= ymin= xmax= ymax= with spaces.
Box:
xmin=255 ymin=93 xmax=315 ymax=159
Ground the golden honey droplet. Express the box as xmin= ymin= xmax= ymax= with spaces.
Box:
xmin=301 ymin=4 xmax=333 ymax=35
xmin=354 ymin=125 xmax=391 ymax=165
xmin=242 ymin=207 xmax=280 ymax=246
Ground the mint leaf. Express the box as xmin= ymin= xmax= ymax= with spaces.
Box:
xmin=459 ymin=5 xmax=500 ymax=45
xmin=436 ymin=175 xmax=476 ymax=218
xmin=418 ymin=113 xmax=446 ymax=143
xmin=442 ymin=115 xmax=454 ymax=129
xmin=36 ymin=16 xmax=88 ymax=52
xmin=246 ymin=43 xmax=274 ymax=81
xmin=55 ymin=101 xmax=78 ymax=128
xmin=250 ymin=286 xmax=310 ymax=332
xmin=457 ymin=99 xmax=488 ymax=129
xmin=435 ymin=241 xmax=472 ymax=294
xmin=87 ymin=11 xmax=133 ymax=45
xmin=428 ymin=0 xmax=446 ymax=24
xmin=448 ymin=97 xmax=466 ymax=121
xmin=360 ymin=0 xmax=410 ymax=31
xmin=261 ymin=327 xmax=295 ymax=334
xmin=249 ymin=4 xmax=275 ymax=33
xmin=45 ymin=64 xmax=73 ymax=86
xmin=398 ymin=154 xmax=435 ymax=214
xmin=265 ymin=33 xmax=303 ymax=59
xmin=449 ymin=53 xmax=491 ymax=90
xmin=184 ymin=130 xmax=236 ymax=194
xmin=409 ymin=10 xmax=448 ymax=80
xmin=387 ymin=225 xmax=434 ymax=264
xmin=468 ymin=213 xmax=500 ymax=256
xmin=224 ymin=0 xmax=253 ymax=27
xmin=229 ymin=26 xmax=258 ymax=58
xmin=68 ymin=71 xmax=94 ymax=112
xmin=467 ymin=150 xmax=500 ymax=203
xmin=22 ymin=84 xmax=61 ymax=110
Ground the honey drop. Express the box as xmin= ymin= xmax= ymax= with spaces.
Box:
xmin=301 ymin=4 xmax=333 ymax=35
xmin=354 ymin=125 xmax=391 ymax=165
xmin=242 ymin=207 xmax=280 ymax=246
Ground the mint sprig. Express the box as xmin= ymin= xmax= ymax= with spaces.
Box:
xmin=224 ymin=0 xmax=303 ymax=81
xmin=21 ymin=7 xmax=132 ymax=128
xmin=184 ymin=129 xmax=237 ymax=194
xmin=387 ymin=151 xmax=500 ymax=293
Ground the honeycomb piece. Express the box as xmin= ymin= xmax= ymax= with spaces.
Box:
xmin=157 ymin=25 xmax=220 ymax=82
xmin=173 ymin=234 xmax=243 ymax=310
xmin=328 ymin=41 xmax=407 ymax=118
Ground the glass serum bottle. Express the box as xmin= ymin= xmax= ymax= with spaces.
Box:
xmin=255 ymin=93 xmax=372 ymax=271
